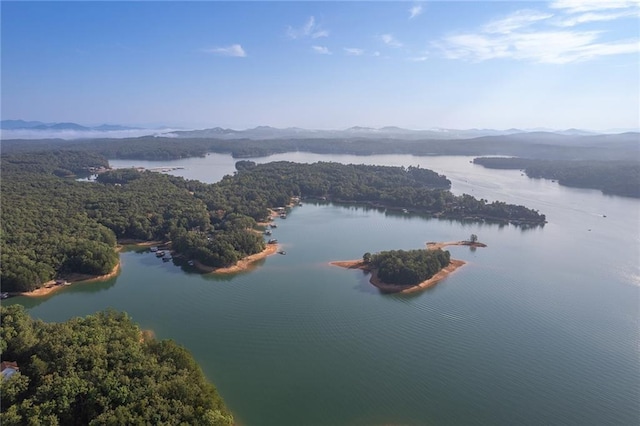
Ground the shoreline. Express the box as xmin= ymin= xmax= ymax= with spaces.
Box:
xmin=330 ymin=240 xmax=485 ymax=294
xmin=426 ymin=240 xmax=487 ymax=250
xmin=12 ymin=240 xmax=163 ymax=298
xmin=192 ymin=243 xmax=280 ymax=274
xmin=330 ymin=258 xmax=466 ymax=294
xmin=371 ymin=259 xmax=466 ymax=294
xmin=14 ymin=262 xmax=122 ymax=298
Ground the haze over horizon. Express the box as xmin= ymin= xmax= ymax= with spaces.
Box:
xmin=2 ymin=1 xmax=639 ymax=131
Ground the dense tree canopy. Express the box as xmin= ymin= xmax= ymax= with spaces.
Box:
xmin=473 ymin=157 xmax=640 ymax=198
xmin=0 ymin=305 xmax=233 ymax=425
xmin=369 ymin=249 xmax=451 ymax=286
xmin=2 ymin=132 xmax=638 ymax=162
xmin=0 ymin=152 xmax=261 ymax=291
xmin=1 ymin=151 xmax=544 ymax=292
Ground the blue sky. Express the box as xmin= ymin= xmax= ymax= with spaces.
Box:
xmin=2 ymin=1 xmax=639 ymax=130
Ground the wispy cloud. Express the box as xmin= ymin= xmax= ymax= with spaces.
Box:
xmin=344 ymin=47 xmax=365 ymax=56
xmin=482 ymin=10 xmax=554 ymax=34
xmin=436 ymin=30 xmax=639 ymax=64
xmin=434 ymin=4 xmax=639 ymax=64
xmin=380 ymin=34 xmax=403 ymax=48
xmin=409 ymin=3 xmax=423 ymax=19
xmin=549 ymin=0 xmax=640 ymax=13
xmin=408 ymin=56 xmax=428 ymax=62
xmin=287 ymin=16 xmax=329 ymax=39
xmin=312 ymin=45 xmax=332 ymax=55
xmin=203 ymin=44 xmax=246 ymax=57
xmin=554 ymin=9 xmax=640 ymax=26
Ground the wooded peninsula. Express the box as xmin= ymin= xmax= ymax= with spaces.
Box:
xmin=1 ymin=151 xmax=545 ymax=293
xmin=0 ymin=305 xmax=233 ymax=425
xmin=473 ymin=157 xmax=640 ymax=198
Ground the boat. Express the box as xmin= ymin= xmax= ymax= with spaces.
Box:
xmin=270 ymin=224 xmax=278 ymax=228
xmin=402 ymin=209 xmax=408 ymax=214
xmin=150 ymin=246 xmax=158 ymax=252
xmin=268 ymin=239 xmax=278 ymax=244
xmin=278 ymin=251 xmax=286 ymax=255
xmin=264 ymin=230 xmax=272 ymax=235
xmin=187 ymin=260 xmax=195 ymax=266
xmin=162 ymin=256 xmax=171 ymax=262
xmin=280 ymin=214 xmax=287 ymax=219
xmin=0 ymin=292 xmax=9 ymax=299
xmin=155 ymin=251 xmax=165 ymax=257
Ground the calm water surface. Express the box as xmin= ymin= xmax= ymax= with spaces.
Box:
xmin=11 ymin=154 xmax=639 ymax=425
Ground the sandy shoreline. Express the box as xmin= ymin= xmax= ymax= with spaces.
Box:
xmin=15 ymin=262 xmax=122 ymax=298
xmin=426 ymin=240 xmax=487 ymax=250
xmin=12 ymin=240 xmax=167 ymax=298
xmin=330 ymin=258 xmax=466 ymax=294
xmin=192 ymin=243 xmax=280 ymax=274
xmin=10 ymin=238 xmax=279 ymax=298
xmin=330 ymin=240 xmax=485 ymax=294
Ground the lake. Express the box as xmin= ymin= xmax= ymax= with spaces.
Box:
xmin=9 ymin=153 xmax=639 ymax=425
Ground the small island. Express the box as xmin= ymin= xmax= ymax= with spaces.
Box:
xmin=332 ymin=237 xmax=486 ymax=294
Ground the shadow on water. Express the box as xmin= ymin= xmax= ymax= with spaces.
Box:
xmin=351 ymin=270 xmax=381 ymax=295
xmin=350 ymin=267 xmax=454 ymax=301
xmin=3 ymin=277 xmax=119 ymax=310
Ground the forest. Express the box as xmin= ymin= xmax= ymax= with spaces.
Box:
xmin=1 ymin=152 xmax=544 ymax=293
xmin=473 ymin=157 xmax=640 ymax=198
xmin=221 ymin=161 xmax=545 ymax=224
xmin=365 ymin=248 xmax=452 ymax=286
xmin=0 ymin=152 xmax=263 ymax=292
xmin=2 ymin=132 xmax=638 ymax=162
xmin=0 ymin=305 xmax=233 ymax=425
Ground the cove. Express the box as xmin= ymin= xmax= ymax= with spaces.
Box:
xmin=8 ymin=154 xmax=639 ymax=425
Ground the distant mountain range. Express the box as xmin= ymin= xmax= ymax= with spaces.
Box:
xmin=1 ymin=120 xmax=141 ymax=131
xmin=164 ymin=125 xmax=603 ymax=140
xmin=1 ymin=120 xmax=636 ymax=141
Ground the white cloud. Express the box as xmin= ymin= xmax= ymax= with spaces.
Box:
xmin=408 ymin=56 xmax=428 ymax=62
xmin=549 ymin=0 xmax=640 ymax=13
xmin=482 ymin=10 xmax=554 ymax=34
xmin=312 ymin=45 xmax=332 ymax=55
xmin=435 ymin=30 xmax=640 ymax=64
xmin=380 ymin=34 xmax=403 ymax=47
xmin=372 ymin=51 xmax=381 ymax=57
xmin=409 ymin=4 xmax=423 ymax=19
xmin=344 ymin=47 xmax=365 ymax=56
xmin=287 ymin=16 xmax=329 ymax=39
xmin=434 ymin=3 xmax=640 ymax=64
xmin=554 ymin=9 xmax=640 ymax=26
xmin=312 ymin=30 xmax=330 ymax=39
xmin=204 ymin=44 xmax=246 ymax=57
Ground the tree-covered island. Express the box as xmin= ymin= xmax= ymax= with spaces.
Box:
xmin=333 ymin=240 xmax=485 ymax=293
xmin=1 ymin=151 xmax=541 ymax=294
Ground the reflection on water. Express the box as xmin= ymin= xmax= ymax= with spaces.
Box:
xmin=6 ymin=153 xmax=639 ymax=426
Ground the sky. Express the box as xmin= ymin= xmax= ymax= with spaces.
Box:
xmin=1 ymin=1 xmax=639 ymax=131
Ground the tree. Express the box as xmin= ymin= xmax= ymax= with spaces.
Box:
xmin=0 ymin=306 xmax=233 ymax=425
xmin=363 ymin=252 xmax=372 ymax=264
xmin=469 ymin=234 xmax=478 ymax=243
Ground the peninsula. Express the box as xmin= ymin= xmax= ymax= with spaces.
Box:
xmin=331 ymin=240 xmax=486 ymax=294
xmin=2 ymin=150 xmax=530 ymax=294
